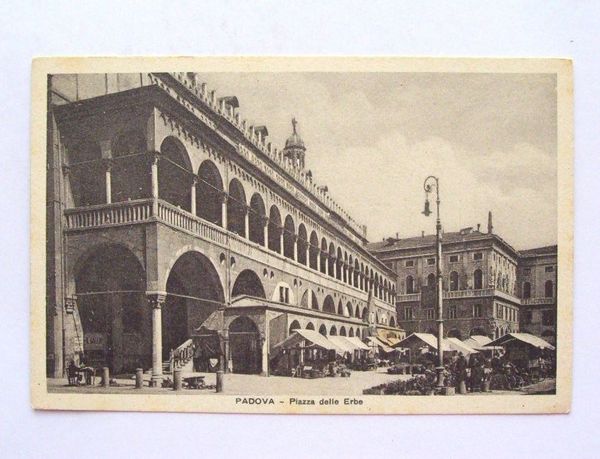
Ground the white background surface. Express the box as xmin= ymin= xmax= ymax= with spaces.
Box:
xmin=1 ymin=1 xmax=599 ymax=457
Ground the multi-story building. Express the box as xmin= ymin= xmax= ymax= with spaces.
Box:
xmin=518 ymin=246 xmax=558 ymax=344
xmin=46 ymin=72 xmax=401 ymax=383
xmin=368 ymin=213 xmax=557 ymax=344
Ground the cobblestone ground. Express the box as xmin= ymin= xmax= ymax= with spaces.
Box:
xmin=47 ymin=368 xmax=412 ymax=396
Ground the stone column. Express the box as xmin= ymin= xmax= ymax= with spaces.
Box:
xmin=331 ymin=258 xmax=337 ymax=279
xmin=147 ymin=293 xmax=166 ymax=387
xmin=305 ymin=243 xmax=310 ymax=266
xmin=279 ymin=226 xmax=284 ymax=256
xmin=221 ymin=192 xmax=228 ymax=229
xmin=244 ymin=206 xmax=250 ymax=238
xmin=262 ymin=216 xmax=269 ymax=248
xmin=103 ymin=159 xmax=113 ymax=204
xmin=324 ymin=252 xmax=329 ymax=276
xmin=317 ymin=249 xmax=321 ymax=272
xmin=190 ymin=175 xmax=198 ymax=215
xmin=293 ymin=235 xmax=298 ymax=261
xmin=260 ymin=332 xmax=269 ymax=376
xmin=150 ymin=153 xmax=160 ymax=215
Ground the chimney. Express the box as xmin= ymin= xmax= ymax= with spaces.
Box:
xmin=477 ymin=223 xmax=481 ymax=232
xmin=488 ymin=211 xmax=493 ymax=234
xmin=395 ymin=232 xmax=399 ymax=239
xmin=421 ymin=230 xmax=425 ymax=238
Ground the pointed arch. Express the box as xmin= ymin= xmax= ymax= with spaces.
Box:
xmin=309 ymin=231 xmax=319 ymax=270
xmin=297 ymin=223 xmax=308 ymax=265
xmin=318 ymin=324 xmax=327 ymax=336
xmin=340 ymin=326 xmax=347 ymax=337
xmin=323 ymin=295 xmax=336 ymax=314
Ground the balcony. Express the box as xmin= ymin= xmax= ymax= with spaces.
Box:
xmin=522 ymin=297 xmax=555 ymax=306
xmin=396 ymin=288 xmax=521 ymax=305
xmin=64 ymin=199 xmax=396 ymax=311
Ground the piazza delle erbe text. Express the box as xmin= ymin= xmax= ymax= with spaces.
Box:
xmin=46 ymin=72 xmax=558 ymax=398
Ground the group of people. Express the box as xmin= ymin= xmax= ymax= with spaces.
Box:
xmin=451 ymin=353 xmax=490 ymax=392
xmin=67 ymin=357 xmax=95 ymax=386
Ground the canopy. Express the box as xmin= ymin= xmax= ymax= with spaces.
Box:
xmin=328 ymin=336 xmax=359 ymax=353
xmin=446 ymin=337 xmax=479 ymax=355
xmin=463 ymin=335 xmax=492 ymax=349
xmin=395 ymin=333 xmax=460 ymax=352
xmin=366 ymin=336 xmax=395 ymax=353
xmin=273 ymin=329 xmax=344 ymax=354
xmin=486 ymin=333 xmax=555 ymax=350
xmin=346 ymin=336 xmax=371 ymax=351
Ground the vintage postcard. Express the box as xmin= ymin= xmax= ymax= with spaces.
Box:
xmin=31 ymin=57 xmax=573 ymax=414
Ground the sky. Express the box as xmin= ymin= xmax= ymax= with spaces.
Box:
xmin=199 ymin=72 xmax=557 ymax=250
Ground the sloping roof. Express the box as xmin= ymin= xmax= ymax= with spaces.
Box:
xmin=396 ymin=333 xmax=464 ymax=352
xmin=463 ymin=335 xmax=492 ymax=349
xmin=446 ymin=337 xmax=479 ymax=355
xmin=366 ymin=231 xmax=491 ymax=252
xmin=366 ymin=336 xmax=395 ymax=353
xmin=328 ymin=336 xmax=359 ymax=353
xmin=273 ymin=329 xmax=343 ymax=354
xmin=486 ymin=333 xmax=555 ymax=350
xmin=346 ymin=336 xmax=371 ymax=351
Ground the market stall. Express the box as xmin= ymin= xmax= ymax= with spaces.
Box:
xmin=270 ymin=330 xmax=344 ymax=378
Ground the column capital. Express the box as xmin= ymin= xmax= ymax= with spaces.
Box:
xmin=191 ymin=174 xmax=199 ymax=185
xmin=260 ymin=215 xmax=269 ymax=226
xmin=220 ymin=190 xmax=229 ymax=204
xmin=62 ymin=164 xmax=72 ymax=176
xmin=146 ymin=292 xmax=167 ymax=308
xmin=102 ymin=157 xmax=114 ymax=172
xmin=64 ymin=296 xmax=77 ymax=314
xmin=148 ymin=150 xmax=161 ymax=165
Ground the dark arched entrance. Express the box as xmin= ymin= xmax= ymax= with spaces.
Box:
xmin=289 ymin=320 xmax=301 ymax=335
xmin=164 ymin=251 xmax=224 ymax=361
xmin=232 ymin=269 xmax=266 ymax=299
xmin=75 ymin=244 xmax=147 ymax=373
xmin=227 ymin=178 xmax=247 ymax=237
xmin=249 ymin=193 xmax=266 ymax=245
xmin=197 ymin=160 xmax=224 ymax=226
xmin=159 ymin=137 xmax=193 ymax=211
xmin=228 ymin=316 xmax=261 ymax=374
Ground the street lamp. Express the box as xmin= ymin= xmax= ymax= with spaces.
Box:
xmin=422 ymin=175 xmax=445 ymax=388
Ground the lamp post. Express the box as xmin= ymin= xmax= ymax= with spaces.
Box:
xmin=422 ymin=175 xmax=445 ymax=388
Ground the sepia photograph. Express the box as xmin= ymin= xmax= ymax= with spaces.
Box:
xmin=31 ymin=57 xmax=573 ymax=414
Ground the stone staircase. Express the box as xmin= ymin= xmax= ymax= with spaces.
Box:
xmin=163 ymin=338 xmax=195 ymax=374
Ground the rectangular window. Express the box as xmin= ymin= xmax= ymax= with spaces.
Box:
xmin=473 ymin=304 xmax=482 ymax=318
xmin=405 ymin=260 xmax=414 ymax=267
xmin=545 ymin=266 xmax=554 ymax=273
xmin=426 ymin=309 xmax=435 ymax=320
xmin=524 ymin=268 xmax=531 ymax=275
xmin=542 ymin=310 xmax=555 ymax=326
xmin=474 ymin=252 xmax=483 ymax=261
xmin=449 ymin=255 xmax=459 ymax=263
xmin=426 ymin=258 xmax=435 ymax=266
xmin=279 ymin=286 xmax=289 ymax=304
xmin=449 ymin=305 xmax=457 ymax=319
xmin=404 ymin=307 xmax=413 ymax=320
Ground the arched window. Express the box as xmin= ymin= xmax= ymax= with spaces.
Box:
xmin=523 ymin=282 xmax=531 ymax=299
xmin=545 ymin=280 xmax=554 ymax=298
xmin=406 ymin=275 xmax=414 ymax=294
xmin=297 ymin=224 xmax=308 ymax=265
xmin=159 ymin=137 xmax=193 ymax=211
xmin=320 ymin=238 xmax=328 ymax=274
xmin=427 ymin=273 xmax=436 ymax=287
xmin=450 ymin=271 xmax=459 ymax=291
xmin=318 ymin=324 xmax=327 ymax=336
xmin=288 ymin=320 xmax=301 ymax=335
xmin=474 ymin=269 xmax=483 ymax=290
xmin=309 ymin=231 xmax=319 ymax=270
xmin=323 ymin=295 xmax=335 ymax=314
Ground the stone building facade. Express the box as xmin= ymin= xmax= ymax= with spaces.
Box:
xmin=368 ymin=216 xmax=557 ymax=343
xmin=46 ymin=72 xmax=401 ymax=382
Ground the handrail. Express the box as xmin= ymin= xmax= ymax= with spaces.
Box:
xmin=169 ymin=338 xmax=194 ymax=373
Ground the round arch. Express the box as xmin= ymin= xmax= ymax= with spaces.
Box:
xmin=336 ymin=247 xmax=343 ymax=280
xmin=159 ymin=136 xmax=193 ymax=211
xmin=297 ymin=224 xmax=308 ymax=265
xmin=111 ymin=130 xmax=148 ymax=203
xmin=318 ymin=324 xmax=327 ymax=336
xmin=337 ymin=300 xmax=343 ymax=315
xmin=323 ymin=295 xmax=336 ymax=314
xmin=346 ymin=302 xmax=353 ymax=317
xmin=67 ymin=140 xmax=104 ymax=207
xmin=197 ymin=160 xmax=224 ymax=226
xmin=228 ymin=316 xmax=261 ymax=374
xmin=248 ymin=193 xmax=266 ymax=245
xmin=164 ymin=251 xmax=224 ymax=361
xmin=75 ymin=244 xmax=147 ymax=373
xmin=283 ymin=215 xmax=296 ymax=260
xmin=309 ymin=231 xmax=319 ymax=270
xmin=227 ymin=178 xmax=247 ymax=237
xmin=268 ymin=205 xmax=282 ymax=253
xmin=349 ymin=328 xmax=355 ymax=337
xmin=289 ymin=320 xmax=301 ymax=335
xmin=340 ymin=326 xmax=347 ymax=337
xmin=231 ymin=270 xmax=266 ymax=299
xmin=301 ymin=289 xmax=319 ymax=310
xmin=329 ymin=325 xmax=338 ymax=336
xmin=320 ymin=238 xmax=328 ymax=274
xmin=306 ymin=322 xmax=315 ymax=331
